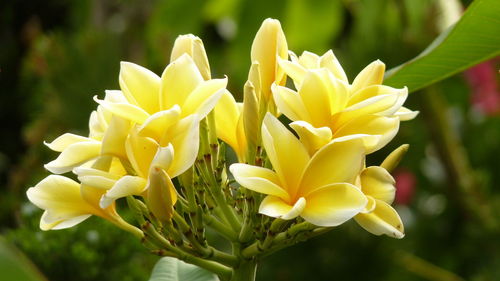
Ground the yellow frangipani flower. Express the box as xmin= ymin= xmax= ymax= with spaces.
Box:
xmin=75 ymin=109 xmax=200 ymax=209
xmin=274 ymin=50 xmax=418 ymax=154
xmin=354 ymin=166 xmax=404 ymax=238
xmin=230 ymin=114 xmax=367 ymax=226
xmin=96 ymin=54 xmax=226 ymax=123
xmin=27 ymin=157 xmax=141 ymax=237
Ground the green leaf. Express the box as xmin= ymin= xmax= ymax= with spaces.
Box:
xmin=384 ymin=0 xmax=500 ymax=93
xmin=149 ymin=257 xmax=220 ymax=281
xmin=0 ymin=236 xmax=47 ymax=281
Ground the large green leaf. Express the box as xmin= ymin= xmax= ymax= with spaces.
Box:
xmin=149 ymin=257 xmax=220 ymax=281
xmin=384 ymin=0 xmax=500 ymax=92
xmin=0 ymin=236 xmax=47 ymax=281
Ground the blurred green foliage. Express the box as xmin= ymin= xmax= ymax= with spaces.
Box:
xmin=1 ymin=0 xmax=499 ymax=280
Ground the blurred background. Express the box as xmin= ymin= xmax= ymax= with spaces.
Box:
xmin=1 ymin=0 xmax=499 ymax=280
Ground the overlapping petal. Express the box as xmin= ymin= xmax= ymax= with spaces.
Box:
xmin=301 ymin=183 xmax=367 ymax=227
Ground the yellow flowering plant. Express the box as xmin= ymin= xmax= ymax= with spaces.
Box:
xmin=27 ymin=18 xmax=416 ymax=281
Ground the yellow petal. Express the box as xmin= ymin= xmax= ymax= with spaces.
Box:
xmin=100 ymin=176 xmax=147 ymax=208
xmin=298 ymin=70 xmax=333 ymax=127
xmin=44 ymin=141 xmax=101 ymax=174
xmin=289 ymin=121 xmax=332 ymax=154
xmin=298 ymin=51 xmax=320 ymax=68
xmin=230 ymin=163 xmax=289 ymax=200
xmin=348 ymin=85 xmax=404 ymax=106
xmin=94 ymin=96 xmax=150 ymax=124
xmin=259 ymin=196 xmax=304 ymax=219
xmin=354 ymin=199 xmax=404 ymax=238
xmin=44 ymin=133 xmax=91 ymax=152
xmin=214 ymin=91 xmax=242 ymax=156
xmin=360 ymin=166 xmax=396 ymax=204
xmin=335 ymin=93 xmax=402 ymax=126
xmin=333 ymin=115 xmax=399 ymax=154
xmin=138 ymin=105 xmax=181 ymax=141
xmin=40 ymin=212 xmax=91 ymax=230
xmin=251 ymin=18 xmax=288 ymax=100
xmin=100 ymin=115 xmax=130 ymax=159
xmin=320 ymin=50 xmax=348 ymax=83
xmin=125 ymin=132 xmax=159 ymax=177
xmin=150 ymin=144 xmax=175 ymax=172
xmin=301 ymin=183 xmax=367 ymax=227
xmin=351 ymin=60 xmax=385 ymax=94
xmin=170 ymin=34 xmax=211 ymax=80
xmin=27 ymin=175 xmax=95 ymax=228
xmin=262 ymin=114 xmax=310 ymax=198
xmin=272 ymin=84 xmax=311 ymax=122
xmin=165 ymin=114 xmax=200 ymax=177
xmin=394 ymin=107 xmax=419 ymax=121
xmin=181 ymin=78 xmax=227 ymax=118
xmin=360 ymin=195 xmax=377 ymax=214
xmin=119 ymin=62 xmax=161 ymax=114
xmin=277 ymin=57 xmax=306 ymax=86
xmin=300 ymin=137 xmax=365 ymax=196
xmin=74 ymin=167 xmax=121 ymax=190
xmin=146 ymin=168 xmax=177 ymax=221
xmin=160 ymin=54 xmax=204 ymax=111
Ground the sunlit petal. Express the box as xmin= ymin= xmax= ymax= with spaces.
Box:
xmin=138 ymin=105 xmax=181 ymax=141
xmin=119 ymin=61 xmax=161 ymax=114
xmin=320 ymin=50 xmax=348 ymax=83
xmin=94 ymin=96 xmax=150 ymax=124
xmin=351 ymin=60 xmax=385 ymax=94
xmin=44 ymin=141 xmax=101 ymax=174
xmin=301 ymin=183 xmax=367 ymax=227
xmin=160 ymin=54 xmax=204 ymax=110
xmin=214 ymin=91 xmax=243 ymax=156
xmin=355 ymin=199 xmax=404 ymax=238
xmin=333 ymin=115 xmax=399 ymax=154
xmin=298 ymin=70 xmax=333 ymax=127
xmin=230 ymin=163 xmax=289 ymax=200
xmin=360 ymin=166 xmax=396 ymax=204
xmin=300 ymin=137 xmax=365 ymax=196
xmin=272 ymin=85 xmax=311 ymax=122
xmin=262 ymin=114 xmax=310 ymax=197
xmin=165 ymin=114 xmax=200 ymax=177
xmin=100 ymin=176 xmax=147 ymax=209
xmin=44 ymin=133 xmax=91 ymax=152
xmin=289 ymin=121 xmax=332 ymax=154
xmin=182 ymin=78 xmax=227 ymax=118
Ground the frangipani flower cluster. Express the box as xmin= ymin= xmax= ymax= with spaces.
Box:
xmin=27 ymin=18 xmax=416 ymax=279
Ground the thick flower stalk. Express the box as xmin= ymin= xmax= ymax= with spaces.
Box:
xmin=27 ymin=18 xmax=415 ymax=281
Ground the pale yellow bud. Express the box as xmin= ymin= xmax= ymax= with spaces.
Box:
xmin=380 ymin=144 xmax=409 ymax=172
xmin=242 ymin=80 xmax=260 ymax=162
xmin=146 ymin=167 xmax=177 ymax=221
xmin=250 ymin=18 xmax=288 ymax=101
xmin=171 ymin=34 xmax=211 ymax=80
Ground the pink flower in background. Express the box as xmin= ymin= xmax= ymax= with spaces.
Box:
xmin=464 ymin=59 xmax=500 ymax=116
xmin=394 ymin=169 xmax=416 ymax=205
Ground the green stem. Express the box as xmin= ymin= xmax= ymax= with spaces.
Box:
xmin=230 ymin=259 xmax=258 ymax=281
xmin=203 ymin=214 xmax=239 ymax=241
